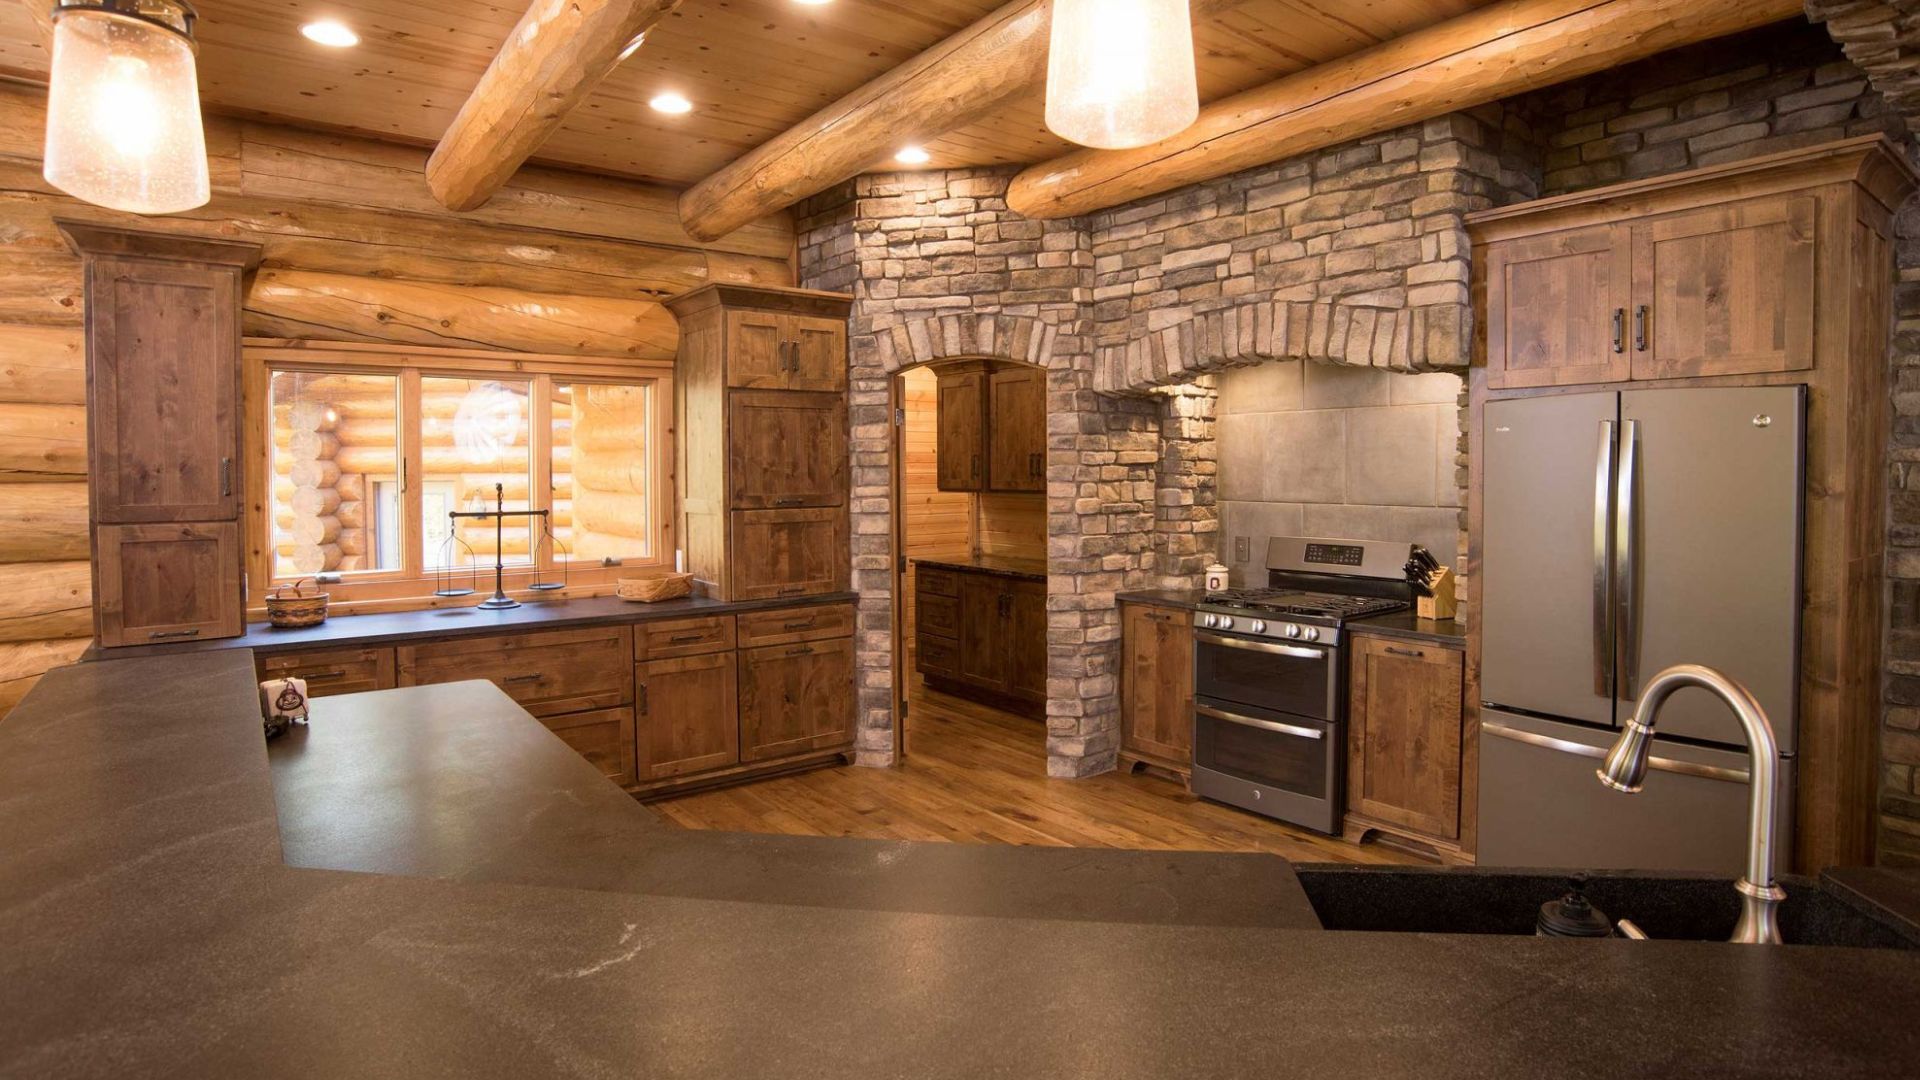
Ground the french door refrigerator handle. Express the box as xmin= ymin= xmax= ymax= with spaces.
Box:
xmin=1593 ymin=419 xmax=1615 ymax=697
xmin=1615 ymin=418 xmax=1641 ymax=700
xmin=1481 ymin=719 xmax=1748 ymax=785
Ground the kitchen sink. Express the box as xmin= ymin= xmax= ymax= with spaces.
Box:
xmin=1294 ymin=865 xmax=1919 ymax=949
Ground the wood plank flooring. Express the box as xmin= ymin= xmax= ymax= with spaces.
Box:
xmin=655 ymin=678 xmax=1415 ymax=864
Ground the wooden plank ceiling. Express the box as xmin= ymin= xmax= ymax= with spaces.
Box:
xmin=0 ymin=0 xmax=1493 ymax=188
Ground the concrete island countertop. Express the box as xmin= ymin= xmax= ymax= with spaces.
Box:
xmin=4 ymin=650 xmax=1919 ymax=1079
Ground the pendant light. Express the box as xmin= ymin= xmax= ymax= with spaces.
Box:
xmin=1044 ymin=0 xmax=1198 ymax=151
xmin=42 ymin=0 xmax=210 ymax=215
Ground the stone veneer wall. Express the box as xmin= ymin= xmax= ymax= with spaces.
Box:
xmin=1513 ymin=17 xmax=1920 ymax=864
xmin=795 ymin=117 xmax=1528 ymax=777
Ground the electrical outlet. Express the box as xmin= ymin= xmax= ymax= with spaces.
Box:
xmin=1233 ymin=536 xmax=1250 ymax=563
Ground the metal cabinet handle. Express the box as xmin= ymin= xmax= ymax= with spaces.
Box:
xmin=504 ymin=673 xmax=543 ymax=684
xmin=777 ymin=585 xmax=806 ymax=595
xmin=971 ymin=453 xmax=980 ymax=482
xmin=1633 ymin=306 xmax=1649 ymax=352
xmin=1384 ymin=646 xmax=1425 ymax=659
xmin=773 ymin=497 xmax=806 ymax=507
xmin=783 ymin=620 xmax=816 ymax=630
xmin=786 ymin=645 xmax=815 ymax=657
xmin=305 ymin=669 xmax=349 ymax=679
xmin=1610 ymin=308 xmax=1625 ymax=354
xmin=220 ymin=457 xmax=232 ymax=497
xmin=637 ymin=684 xmax=649 ymax=715
xmin=149 ymin=629 xmax=202 ymax=640
xmin=667 ymin=633 xmax=707 ymax=644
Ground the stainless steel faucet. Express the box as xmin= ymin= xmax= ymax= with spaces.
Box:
xmin=1595 ymin=664 xmax=1786 ymax=945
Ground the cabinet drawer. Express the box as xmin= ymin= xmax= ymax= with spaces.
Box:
xmin=918 ymin=593 xmax=959 ymax=639
xmin=398 ymin=627 xmax=633 ymax=718
xmin=541 ymin=706 xmax=636 ymax=788
xmin=259 ymin=646 xmax=395 ymax=698
xmin=736 ymin=602 xmax=855 ymax=648
xmin=916 ymin=566 xmax=959 ymax=597
xmin=634 ymin=615 xmax=736 ymax=661
xmin=916 ymin=635 xmax=959 ymax=679
xmin=728 ymin=508 xmax=847 ymax=601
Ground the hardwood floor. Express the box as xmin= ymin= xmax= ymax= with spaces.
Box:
xmin=654 ymin=677 xmax=1415 ymax=864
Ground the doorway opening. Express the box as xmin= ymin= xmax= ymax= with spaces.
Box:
xmin=889 ymin=358 xmax=1048 ymax=764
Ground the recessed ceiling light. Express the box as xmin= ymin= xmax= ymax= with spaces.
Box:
xmin=649 ymin=92 xmax=693 ymax=115
xmin=300 ymin=19 xmax=360 ymax=48
xmin=895 ymin=145 xmax=931 ymax=165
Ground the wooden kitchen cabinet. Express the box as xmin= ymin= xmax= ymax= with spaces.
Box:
xmin=1345 ymin=634 xmax=1468 ymax=861
xmin=1119 ymin=602 xmax=1194 ymax=777
xmin=914 ymin=561 xmax=1044 ymax=717
xmin=1483 ymin=223 xmax=1631 ymax=389
xmin=633 ymin=614 xmax=736 ymax=662
xmin=260 ymin=646 xmax=396 ymax=698
xmin=987 ymin=365 xmax=1046 ymax=492
xmin=636 ymin=652 xmax=739 ymax=781
xmin=667 ymin=284 xmax=854 ymax=601
xmin=936 ymin=365 xmax=987 ymax=492
xmin=59 ymin=222 xmax=262 ymax=649
xmin=727 ymin=390 xmax=846 ymax=509
xmin=957 ymin=574 xmax=1010 ymax=694
xmin=739 ymin=636 xmax=856 ymax=761
xmin=543 ymin=706 xmax=638 ymax=788
xmin=397 ymin=626 xmax=633 ymax=719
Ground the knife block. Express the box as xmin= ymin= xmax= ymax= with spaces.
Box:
xmin=1417 ymin=567 xmax=1457 ymax=621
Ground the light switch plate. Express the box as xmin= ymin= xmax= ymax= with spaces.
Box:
xmin=1233 ymin=536 xmax=1250 ymax=562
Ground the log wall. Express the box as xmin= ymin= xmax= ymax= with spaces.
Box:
xmin=0 ymin=81 xmax=795 ymax=718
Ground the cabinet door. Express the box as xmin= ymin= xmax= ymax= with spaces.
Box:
xmin=544 ymin=706 xmax=637 ymax=788
xmin=637 ymin=652 xmax=739 ymax=780
xmin=1485 ymin=224 xmax=1631 ymax=389
xmin=1007 ymin=578 xmax=1048 ymax=701
xmin=739 ymin=636 xmax=855 ymax=761
xmin=781 ymin=315 xmax=849 ymax=392
xmin=726 ymin=390 xmax=847 ymax=509
xmin=397 ymin=627 xmax=633 ymax=718
xmin=1122 ymin=603 xmax=1194 ymax=766
xmin=957 ymin=574 xmax=1010 ymax=693
xmin=727 ymin=507 xmax=847 ymax=601
xmin=260 ymin=646 xmax=396 ymax=698
xmin=88 ymin=259 xmax=240 ymax=522
xmin=936 ymin=371 xmax=986 ymax=492
xmin=94 ymin=521 xmax=243 ymax=647
xmin=987 ymin=366 xmax=1046 ymax=492
xmin=1348 ymin=636 xmax=1464 ymax=840
xmin=1629 ymin=195 xmax=1816 ymax=380
xmin=723 ymin=309 xmax=787 ymax=388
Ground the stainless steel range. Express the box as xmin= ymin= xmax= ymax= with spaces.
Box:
xmin=1189 ymin=536 xmax=1414 ymax=834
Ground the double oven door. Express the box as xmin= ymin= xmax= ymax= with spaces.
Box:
xmin=1189 ymin=627 xmax=1344 ymax=834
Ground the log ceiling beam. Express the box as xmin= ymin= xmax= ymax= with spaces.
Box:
xmin=426 ymin=0 xmax=683 ymax=213
xmin=677 ymin=0 xmax=1249 ymax=243
xmin=1006 ymin=0 xmax=1807 ymax=220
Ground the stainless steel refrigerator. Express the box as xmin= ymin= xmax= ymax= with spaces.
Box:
xmin=1476 ymin=385 xmax=1804 ymax=874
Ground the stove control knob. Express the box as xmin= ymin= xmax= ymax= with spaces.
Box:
xmin=1284 ymin=624 xmax=1302 ymax=639
xmin=1219 ymin=617 xmax=1235 ymax=630
xmin=1202 ymin=614 xmax=1218 ymax=628
xmin=1250 ymin=620 xmax=1267 ymax=635
xmin=1303 ymin=627 xmax=1321 ymax=642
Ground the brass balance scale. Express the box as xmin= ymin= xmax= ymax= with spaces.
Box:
xmin=433 ymin=482 xmax=570 ymax=609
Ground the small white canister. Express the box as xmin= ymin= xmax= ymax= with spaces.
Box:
xmin=260 ymin=677 xmax=310 ymax=739
xmin=1204 ymin=562 xmax=1230 ymax=593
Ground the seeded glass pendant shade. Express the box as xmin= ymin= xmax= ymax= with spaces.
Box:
xmin=1044 ymin=0 xmax=1198 ymax=150
xmin=42 ymin=0 xmax=210 ymax=214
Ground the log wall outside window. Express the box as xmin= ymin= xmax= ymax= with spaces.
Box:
xmin=0 ymin=82 xmax=795 ymax=718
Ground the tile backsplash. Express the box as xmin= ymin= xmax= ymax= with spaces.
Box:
xmin=1217 ymin=359 xmax=1461 ymax=584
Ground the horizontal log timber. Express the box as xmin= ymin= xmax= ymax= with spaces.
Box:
xmin=0 ymin=637 xmax=89 ymax=715
xmin=0 ymin=484 xmax=87 ymax=562
xmin=1005 ymin=0 xmax=1806 ymax=219
xmin=0 ymin=401 xmax=85 ymax=481
xmin=679 ymin=0 xmax=1249 ymax=241
xmin=0 ymin=324 xmax=83 ymax=405
xmin=245 ymin=271 xmax=678 ymax=360
xmin=0 ymin=561 xmax=90 ymax=644
xmin=426 ymin=0 xmax=684 ymax=213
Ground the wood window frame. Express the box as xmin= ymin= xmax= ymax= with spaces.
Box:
xmin=243 ymin=339 xmax=676 ymax=617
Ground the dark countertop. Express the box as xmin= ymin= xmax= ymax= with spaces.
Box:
xmin=911 ymin=554 xmax=1048 ymax=581
xmin=84 ymin=590 xmax=858 ymax=660
xmin=1115 ymin=588 xmax=1466 ymax=646
xmin=6 ymin=651 xmax=1920 ymax=1078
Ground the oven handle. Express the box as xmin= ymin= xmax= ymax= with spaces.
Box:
xmin=1196 ymin=703 xmax=1325 ymax=741
xmin=1194 ymin=631 xmax=1327 ymax=661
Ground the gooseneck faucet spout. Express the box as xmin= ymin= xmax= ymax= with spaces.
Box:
xmin=1596 ymin=664 xmax=1785 ymax=945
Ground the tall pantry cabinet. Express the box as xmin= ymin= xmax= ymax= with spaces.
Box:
xmin=58 ymin=221 xmax=261 ymax=648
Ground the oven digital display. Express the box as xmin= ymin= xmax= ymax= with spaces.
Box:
xmin=1303 ymin=543 xmax=1365 ymax=568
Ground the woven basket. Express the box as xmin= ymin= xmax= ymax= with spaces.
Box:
xmin=265 ymin=579 xmax=329 ymax=628
xmin=616 ymin=573 xmax=693 ymax=603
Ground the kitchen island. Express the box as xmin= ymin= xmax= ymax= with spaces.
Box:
xmin=3 ymin=651 xmax=1918 ymax=1079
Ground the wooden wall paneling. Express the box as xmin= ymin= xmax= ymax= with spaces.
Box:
xmin=976 ymin=493 xmax=1045 ymax=558
xmin=0 ymin=401 xmax=85 ymax=482
xmin=0 ymin=482 xmax=91 ymax=562
xmin=0 ymin=323 xmax=85 ymax=406
xmin=0 ymin=561 xmax=90 ymax=643
xmin=899 ymin=367 xmax=972 ymax=649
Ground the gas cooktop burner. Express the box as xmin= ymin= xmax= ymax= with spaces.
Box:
xmin=1203 ymin=588 xmax=1408 ymax=621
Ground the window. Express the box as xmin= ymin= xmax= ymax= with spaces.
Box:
xmin=251 ymin=345 xmax=673 ymax=611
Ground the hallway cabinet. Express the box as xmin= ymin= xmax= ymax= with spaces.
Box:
xmin=935 ymin=361 xmax=1045 ymax=493
xmin=59 ymin=222 xmax=262 ymax=648
xmin=914 ymin=560 xmax=1044 ymax=717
